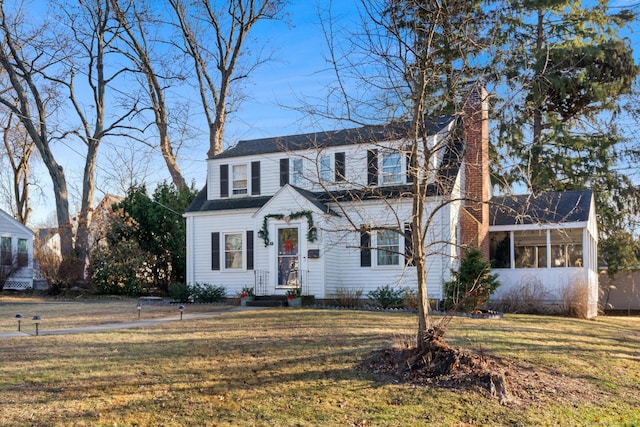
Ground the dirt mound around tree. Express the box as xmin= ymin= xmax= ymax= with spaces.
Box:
xmin=359 ymin=337 xmax=603 ymax=406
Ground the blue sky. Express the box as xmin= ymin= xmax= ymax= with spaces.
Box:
xmin=2 ymin=0 xmax=639 ymax=226
xmin=10 ymin=0 xmax=360 ymax=226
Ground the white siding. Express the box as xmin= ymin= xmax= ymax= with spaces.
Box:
xmin=189 ymin=209 xmax=260 ymax=294
xmin=206 ymin=122 xmax=455 ymax=201
xmin=189 ymin=121 xmax=462 ymax=301
xmin=0 ymin=209 xmax=34 ymax=289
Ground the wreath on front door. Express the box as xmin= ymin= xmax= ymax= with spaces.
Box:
xmin=259 ymin=211 xmax=316 ymax=247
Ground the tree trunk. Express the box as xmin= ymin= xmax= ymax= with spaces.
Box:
xmin=531 ymin=8 xmax=545 ymax=192
xmin=74 ymin=139 xmax=99 ymax=278
xmin=47 ymin=162 xmax=73 ymax=260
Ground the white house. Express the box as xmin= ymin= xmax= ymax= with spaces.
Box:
xmin=0 ymin=208 xmax=34 ymax=290
xmin=184 ymin=87 xmax=598 ymax=316
xmin=185 ymin=88 xmax=491 ymax=304
xmin=489 ymin=191 xmax=599 ymax=318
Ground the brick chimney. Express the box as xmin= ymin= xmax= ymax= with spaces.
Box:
xmin=460 ymin=84 xmax=490 ymax=259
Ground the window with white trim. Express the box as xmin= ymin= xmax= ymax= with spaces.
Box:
xmin=292 ymin=158 xmax=304 ymax=186
xmin=232 ymin=165 xmax=247 ymax=195
xmin=1 ymin=237 xmax=11 ymax=266
xmin=17 ymin=238 xmax=28 ymax=267
xmin=514 ymin=230 xmax=547 ymax=268
xmin=224 ymin=233 xmax=243 ymax=269
xmin=377 ymin=229 xmax=399 ymax=266
xmin=381 ymin=151 xmax=402 ymax=184
xmin=320 ymin=155 xmax=331 ymax=183
xmin=551 ymin=229 xmax=583 ymax=267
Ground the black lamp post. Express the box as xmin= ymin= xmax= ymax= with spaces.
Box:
xmin=32 ymin=315 xmax=41 ymax=336
xmin=178 ymin=305 xmax=184 ymax=321
xmin=15 ymin=314 xmax=23 ymax=331
xmin=137 ymin=302 xmax=142 ymax=320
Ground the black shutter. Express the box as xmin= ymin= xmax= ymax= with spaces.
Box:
xmin=251 ymin=161 xmax=260 ymax=195
xmin=246 ymin=230 xmax=254 ymax=270
xmin=367 ymin=149 xmax=378 ymax=186
xmin=211 ymin=232 xmax=220 ymax=270
xmin=280 ymin=158 xmax=289 ymax=186
xmin=406 ymin=151 xmax=414 ymax=183
xmin=360 ymin=227 xmax=371 ymax=267
xmin=404 ymin=223 xmax=414 ymax=266
xmin=220 ymin=165 xmax=229 ymax=197
xmin=335 ymin=152 xmax=345 ymax=182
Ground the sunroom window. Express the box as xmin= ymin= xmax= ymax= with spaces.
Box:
xmin=514 ymin=230 xmax=547 ymax=268
xmin=550 ymin=229 xmax=583 ymax=268
xmin=489 ymin=231 xmax=510 ymax=268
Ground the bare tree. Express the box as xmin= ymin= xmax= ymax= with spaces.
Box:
xmin=0 ymin=3 xmax=74 ymax=259
xmin=302 ymin=0 xmax=493 ymax=352
xmin=168 ymin=0 xmax=287 ymax=158
xmin=99 ymin=139 xmax=154 ymax=195
xmin=49 ymin=0 xmax=141 ymax=269
xmin=0 ymin=0 xmax=144 ymax=279
xmin=109 ymin=0 xmax=187 ymax=189
xmin=0 ymin=107 xmax=34 ymax=224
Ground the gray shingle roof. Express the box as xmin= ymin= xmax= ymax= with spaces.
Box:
xmin=185 ymin=122 xmax=465 ymax=215
xmin=213 ymin=117 xmax=455 ymax=159
xmin=490 ymin=190 xmax=593 ymax=226
xmin=185 ymin=185 xmax=272 ymax=213
xmin=186 ymin=116 xmax=466 ymax=214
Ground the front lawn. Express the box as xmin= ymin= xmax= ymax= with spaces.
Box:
xmin=0 ymin=300 xmax=638 ymax=426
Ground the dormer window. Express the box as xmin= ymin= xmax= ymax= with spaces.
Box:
xmin=232 ymin=165 xmax=248 ymax=195
xmin=292 ymin=158 xmax=304 ymax=186
xmin=320 ymin=156 xmax=332 ymax=183
xmin=381 ymin=151 xmax=402 ymax=184
xmin=219 ymin=161 xmax=260 ymax=197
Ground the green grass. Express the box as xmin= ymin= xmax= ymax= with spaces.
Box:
xmin=0 ymin=299 xmax=638 ymax=426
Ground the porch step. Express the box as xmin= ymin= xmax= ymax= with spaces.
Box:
xmin=246 ymin=295 xmax=287 ymax=307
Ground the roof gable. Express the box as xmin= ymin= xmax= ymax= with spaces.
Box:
xmin=213 ymin=117 xmax=455 ymax=159
xmin=490 ymin=190 xmax=593 ymax=226
xmin=0 ymin=208 xmax=34 ymax=237
xmin=253 ymin=185 xmax=337 ymax=218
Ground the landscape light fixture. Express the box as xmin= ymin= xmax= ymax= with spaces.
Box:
xmin=15 ymin=314 xmax=23 ymax=331
xmin=178 ymin=305 xmax=184 ymax=321
xmin=137 ymin=302 xmax=142 ymax=320
xmin=32 ymin=315 xmax=41 ymax=336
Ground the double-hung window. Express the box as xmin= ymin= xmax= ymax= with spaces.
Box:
xmin=1 ymin=237 xmax=11 ymax=266
xmin=292 ymin=158 xmax=304 ymax=186
xmin=17 ymin=238 xmax=28 ymax=267
xmin=377 ymin=229 xmax=399 ymax=266
xmin=381 ymin=151 xmax=402 ymax=184
xmin=224 ymin=233 xmax=243 ymax=269
xmin=319 ymin=156 xmax=332 ymax=183
xmin=232 ymin=165 xmax=248 ymax=195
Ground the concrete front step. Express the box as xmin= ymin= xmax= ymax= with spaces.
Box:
xmin=245 ymin=295 xmax=314 ymax=308
xmin=245 ymin=299 xmax=286 ymax=307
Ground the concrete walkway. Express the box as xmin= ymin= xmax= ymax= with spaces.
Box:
xmin=0 ymin=305 xmax=267 ymax=338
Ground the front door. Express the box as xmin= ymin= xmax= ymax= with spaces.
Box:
xmin=277 ymin=227 xmax=299 ymax=287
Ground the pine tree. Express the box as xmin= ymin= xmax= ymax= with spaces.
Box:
xmin=492 ymin=0 xmax=638 ymax=239
xmin=444 ymin=247 xmax=501 ymax=313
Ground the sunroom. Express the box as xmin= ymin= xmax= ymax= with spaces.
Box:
xmin=488 ymin=190 xmax=598 ymax=318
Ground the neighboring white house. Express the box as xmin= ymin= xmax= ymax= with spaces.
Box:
xmin=0 ymin=208 xmax=34 ymax=290
xmin=488 ymin=190 xmax=599 ymax=318
xmin=185 ymin=88 xmax=491 ymax=303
